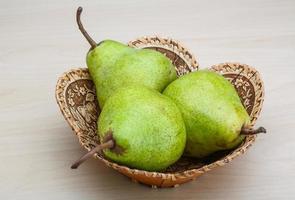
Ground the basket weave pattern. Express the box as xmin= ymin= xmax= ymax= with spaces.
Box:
xmin=55 ymin=36 xmax=264 ymax=188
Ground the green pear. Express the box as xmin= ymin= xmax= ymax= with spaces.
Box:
xmin=72 ymin=85 xmax=186 ymax=171
xmin=76 ymin=7 xmax=177 ymax=108
xmin=163 ymin=70 xmax=266 ymax=158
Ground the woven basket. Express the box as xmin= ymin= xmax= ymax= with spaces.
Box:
xmin=55 ymin=36 xmax=264 ymax=188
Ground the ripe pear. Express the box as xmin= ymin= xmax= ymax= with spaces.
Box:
xmin=163 ymin=70 xmax=266 ymax=158
xmin=76 ymin=7 xmax=177 ymax=108
xmin=72 ymin=85 xmax=186 ymax=171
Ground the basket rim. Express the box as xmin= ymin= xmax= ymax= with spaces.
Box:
xmin=128 ymin=35 xmax=199 ymax=72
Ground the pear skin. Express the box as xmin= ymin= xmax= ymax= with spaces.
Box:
xmin=97 ymin=85 xmax=186 ymax=171
xmin=164 ymin=70 xmax=251 ymax=158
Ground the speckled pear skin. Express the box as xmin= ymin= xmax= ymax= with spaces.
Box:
xmin=86 ymin=40 xmax=177 ymax=108
xmin=98 ymin=85 xmax=186 ymax=171
xmin=163 ymin=70 xmax=250 ymax=158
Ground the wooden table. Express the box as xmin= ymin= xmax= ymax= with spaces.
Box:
xmin=1 ymin=0 xmax=294 ymax=199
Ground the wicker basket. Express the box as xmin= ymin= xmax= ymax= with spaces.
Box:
xmin=55 ymin=36 xmax=264 ymax=188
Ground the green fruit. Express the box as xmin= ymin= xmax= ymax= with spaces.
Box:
xmin=72 ymin=85 xmax=186 ymax=171
xmin=77 ymin=7 xmax=177 ymax=108
xmin=98 ymin=85 xmax=186 ymax=171
xmin=163 ymin=70 xmax=265 ymax=158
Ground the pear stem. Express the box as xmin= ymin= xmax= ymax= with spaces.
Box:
xmin=240 ymin=126 xmax=267 ymax=135
xmin=76 ymin=7 xmax=97 ymax=49
xmin=71 ymin=139 xmax=114 ymax=169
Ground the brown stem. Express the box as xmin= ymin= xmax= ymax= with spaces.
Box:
xmin=76 ymin=7 xmax=97 ymax=49
xmin=71 ymin=139 xmax=114 ymax=169
xmin=241 ymin=126 xmax=267 ymax=135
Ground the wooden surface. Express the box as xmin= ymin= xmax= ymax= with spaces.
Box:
xmin=0 ymin=0 xmax=294 ymax=199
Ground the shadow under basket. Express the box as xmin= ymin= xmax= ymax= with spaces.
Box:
xmin=55 ymin=36 xmax=264 ymax=188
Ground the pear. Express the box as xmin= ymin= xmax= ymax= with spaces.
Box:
xmin=163 ymin=70 xmax=266 ymax=158
xmin=76 ymin=7 xmax=177 ymax=108
xmin=71 ymin=85 xmax=186 ymax=171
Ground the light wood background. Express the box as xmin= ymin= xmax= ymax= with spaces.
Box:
xmin=1 ymin=0 xmax=294 ymax=199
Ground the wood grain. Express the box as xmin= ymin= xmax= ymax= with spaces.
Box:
xmin=0 ymin=0 xmax=294 ymax=199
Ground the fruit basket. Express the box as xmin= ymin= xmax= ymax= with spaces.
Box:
xmin=55 ymin=36 xmax=264 ymax=188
